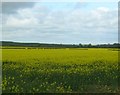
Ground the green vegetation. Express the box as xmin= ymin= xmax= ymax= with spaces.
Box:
xmin=1 ymin=41 xmax=120 ymax=48
xmin=2 ymin=48 xmax=119 ymax=93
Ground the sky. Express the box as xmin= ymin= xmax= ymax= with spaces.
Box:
xmin=1 ymin=2 xmax=118 ymax=44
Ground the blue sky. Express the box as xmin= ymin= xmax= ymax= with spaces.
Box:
xmin=39 ymin=2 xmax=117 ymax=10
xmin=2 ymin=2 xmax=118 ymax=44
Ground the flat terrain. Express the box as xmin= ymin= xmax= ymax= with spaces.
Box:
xmin=2 ymin=48 xmax=119 ymax=93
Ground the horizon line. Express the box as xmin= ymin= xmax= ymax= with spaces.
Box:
xmin=0 ymin=40 xmax=119 ymax=45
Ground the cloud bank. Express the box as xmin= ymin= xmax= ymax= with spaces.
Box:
xmin=2 ymin=2 xmax=118 ymax=44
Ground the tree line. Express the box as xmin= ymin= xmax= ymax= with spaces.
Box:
xmin=1 ymin=41 xmax=120 ymax=48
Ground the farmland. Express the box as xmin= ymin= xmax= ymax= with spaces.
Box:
xmin=2 ymin=48 xmax=119 ymax=93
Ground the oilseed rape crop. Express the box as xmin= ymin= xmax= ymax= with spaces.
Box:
xmin=2 ymin=48 xmax=119 ymax=93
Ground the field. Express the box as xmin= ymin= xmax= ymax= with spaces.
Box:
xmin=2 ymin=48 xmax=119 ymax=93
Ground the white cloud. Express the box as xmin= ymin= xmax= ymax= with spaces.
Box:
xmin=5 ymin=16 xmax=38 ymax=27
xmin=2 ymin=3 xmax=118 ymax=44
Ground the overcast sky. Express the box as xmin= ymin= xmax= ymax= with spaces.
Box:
xmin=2 ymin=2 xmax=118 ymax=44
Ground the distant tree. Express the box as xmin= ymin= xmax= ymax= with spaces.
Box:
xmin=88 ymin=44 xmax=92 ymax=48
xmin=79 ymin=43 xmax=83 ymax=47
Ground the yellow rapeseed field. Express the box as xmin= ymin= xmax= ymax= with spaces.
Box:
xmin=2 ymin=48 xmax=119 ymax=93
